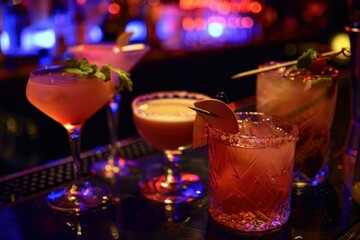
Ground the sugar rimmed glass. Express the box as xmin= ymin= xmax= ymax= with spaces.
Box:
xmin=207 ymin=112 xmax=298 ymax=234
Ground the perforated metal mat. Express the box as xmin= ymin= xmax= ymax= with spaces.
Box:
xmin=0 ymin=137 xmax=157 ymax=207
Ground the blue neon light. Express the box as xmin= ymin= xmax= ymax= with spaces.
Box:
xmin=125 ymin=20 xmax=147 ymax=42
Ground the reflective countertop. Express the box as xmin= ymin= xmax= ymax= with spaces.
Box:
xmin=0 ymin=68 xmax=359 ymax=239
xmin=0 ymin=134 xmax=359 ymax=240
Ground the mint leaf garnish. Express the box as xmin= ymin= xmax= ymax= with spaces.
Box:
xmin=112 ymin=68 xmax=133 ymax=92
xmin=289 ymin=49 xmax=318 ymax=72
xmin=64 ymin=58 xmax=133 ymax=93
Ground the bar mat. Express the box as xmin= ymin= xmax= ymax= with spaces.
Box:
xmin=0 ymin=137 xmax=157 ymax=207
xmin=337 ymin=222 xmax=360 ymax=240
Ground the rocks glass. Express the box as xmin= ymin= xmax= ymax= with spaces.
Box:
xmin=207 ymin=112 xmax=298 ymax=234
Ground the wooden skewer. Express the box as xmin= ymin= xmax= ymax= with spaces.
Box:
xmin=230 ymin=48 xmax=349 ymax=80
xmin=188 ymin=106 xmax=219 ymax=118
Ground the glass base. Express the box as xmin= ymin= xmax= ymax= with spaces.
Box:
xmin=208 ymin=215 xmax=288 ymax=238
xmin=292 ymin=165 xmax=329 ymax=188
xmin=139 ymin=173 xmax=205 ymax=204
xmin=91 ymin=158 xmax=131 ymax=179
xmin=46 ymin=181 xmax=111 ymax=212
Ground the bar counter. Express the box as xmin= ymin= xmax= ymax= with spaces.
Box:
xmin=1 ymin=70 xmax=360 ymax=239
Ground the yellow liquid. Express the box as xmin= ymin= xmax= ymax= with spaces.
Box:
xmin=133 ymin=98 xmax=196 ymax=151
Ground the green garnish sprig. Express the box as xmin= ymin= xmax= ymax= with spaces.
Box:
xmin=230 ymin=47 xmax=350 ymax=80
xmin=64 ymin=58 xmax=133 ymax=92
xmin=288 ymin=49 xmax=318 ymax=73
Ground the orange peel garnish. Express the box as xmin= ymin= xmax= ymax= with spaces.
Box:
xmin=192 ymin=99 xmax=239 ymax=148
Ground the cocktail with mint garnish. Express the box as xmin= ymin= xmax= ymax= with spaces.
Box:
xmin=67 ymin=39 xmax=150 ymax=178
xmin=256 ymin=49 xmax=339 ymax=187
xmin=26 ymin=59 xmax=116 ymax=211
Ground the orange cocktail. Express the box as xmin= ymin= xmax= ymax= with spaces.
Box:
xmin=26 ymin=65 xmax=115 ymax=212
xmin=26 ymin=69 xmax=115 ymax=126
xmin=132 ymin=91 xmax=209 ymax=203
xmin=133 ymin=98 xmax=196 ymax=151
xmin=207 ymin=112 xmax=298 ymax=234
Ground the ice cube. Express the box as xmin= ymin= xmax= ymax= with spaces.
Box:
xmin=239 ymin=116 xmax=285 ymax=138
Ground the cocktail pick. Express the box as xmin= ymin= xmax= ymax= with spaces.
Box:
xmin=193 ymin=99 xmax=239 ymax=134
xmin=188 ymin=106 xmax=219 ymax=118
xmin=230 ymin=47 xmax=351 ymax=80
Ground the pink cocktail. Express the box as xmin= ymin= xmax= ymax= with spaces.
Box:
xmin=27 ymin=70 xmax=115 ymax=125
xmin=26 ymin=65 xmax=115 ymax=212
xmin=256 ymin=62 xmax=339 ymax=187
xmin=67 ymin=43 xmax=150 ymax=178
xmin=68 ymin=43 xmax=150 ymax=72
xmin=207 ymin=112 xmax=298 ymax=234
xmin=132 ymin=91 xmax=210 ymax=203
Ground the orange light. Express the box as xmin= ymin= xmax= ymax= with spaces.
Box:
xmin=230 ymin=2 xmax=241 ymax=13
xmin=194 ymin=17 xmax=206 ymax=30
xmin=239 ymin=1 xmax=250 ymax=13
xmin=217 ymin=1 xmax=230 ymax=15
xmin=249 ymin=1 xmax=262 ymax=14
xmin=179 ymin=0 xmax=193 ymax=10
xmin=182 ymin=17 xmax=194 ymax=31
xmin=108 ymin=3 xmax=120 ymax=15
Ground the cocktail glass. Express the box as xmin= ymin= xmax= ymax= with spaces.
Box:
xmin=256 ymin=62 xmax=339 ymax=187
xmin=207 ymin=112 xmax=298 ymax=234
xmin=67 ymin=43 xmax=150 ymax=178
xmin=26 ymin=65 xmax=115 ymax=212
xmin=131 ymin=91 xmax=209 ymax=204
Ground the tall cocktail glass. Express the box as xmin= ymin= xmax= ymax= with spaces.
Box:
xmin=67 ymin=43 xmax=150 ymax=178
xmin=26 ymin=65 xmax=115 ymax=212
xmin=131 ymin=91 xmax=209 ymax=204
xmin=256 ymin=63 xmax=339 ymax=187
xmin=208 ymin=112 xmax=298 ymax=234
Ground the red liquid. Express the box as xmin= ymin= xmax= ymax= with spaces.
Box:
xmin=207 ymin=113 xmax=297 ymax=233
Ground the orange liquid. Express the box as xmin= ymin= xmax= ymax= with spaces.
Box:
xmin=26 ymin=72 xmax=115 ymax=127
xmin=132 ymin=98 xmax=196 ymax=151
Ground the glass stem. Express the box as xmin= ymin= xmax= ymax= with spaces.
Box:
xmin=106 ymin=93 xmax=122 ymax=161
xmin=68 ymin=127 xmax=83 ymax=183
xmin=164 ymin=150 xmax=182 ymax=184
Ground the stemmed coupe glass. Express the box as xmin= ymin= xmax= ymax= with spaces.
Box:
xmin=131 ymin=91 xmax=209 ymax=204
xmin=67 ymin=43 xmax=150 ymax=178
xmin=26 ymin=64 xmax=115 ymax=212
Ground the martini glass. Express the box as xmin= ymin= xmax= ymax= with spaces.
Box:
xmin=67 ymin=43 xmax=150 ymax=178
xmin=131 ymin=91 xmax=209 ymax=204
xmin=26 ymin=65 xmax=115 ymax=212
